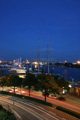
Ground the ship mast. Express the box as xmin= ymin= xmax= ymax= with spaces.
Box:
xmin=47 ymin=40 xmax=50 ymax=74
xmin=30 ymin=50 xmax=32 ymax=71
xmin=38 ymin=41 xmax=40 ymax=73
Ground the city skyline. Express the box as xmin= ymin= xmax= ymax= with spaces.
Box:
xmin=0 ymin=0 xmax=80 ymax=62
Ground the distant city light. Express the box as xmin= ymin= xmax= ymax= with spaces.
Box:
xmin=32 ymin=61 xmax=38 ymax=65
xmin=0 ymin=61 xmax=2 ymax=63
xmin=77 ymin=61 xmax=80 ymax=64
xmin=19 ymin=64 xmax=22 ymax=68
xmin=69 ymin=84 xmax=72 ymax=88
xmin=34 ymin=62 xmax=38 ymax=65
xmin=26 ymin=59 xmax=29 ymax=64
xmin=73 ymin=63 xmax=76 ymax=65
xmin=35 ymin=64 xmax=38 ymax=69
xmin=65 ymin=60 xmax=67 ymax=63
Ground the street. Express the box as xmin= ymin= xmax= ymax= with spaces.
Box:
xmin=0 ymin=95 xmax=79 ymax=120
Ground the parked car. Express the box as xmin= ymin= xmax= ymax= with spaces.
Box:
xmin=51 ymin=95 xmax=57 ymax=99
xmin=57 ymin=97 xmax=66 ymax=101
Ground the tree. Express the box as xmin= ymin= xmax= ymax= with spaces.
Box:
xmin=0 ymin=74 xmax=10 ymax=91
xmin=0 ymin=76 xmax=6 ymax=91
xmin=23 ymin=73 xmax=37 ymax=97
xmin=55 ymin=77 xmax=69 ymax=93
xmin=37 ymin=74 xmax=60 ymax=102
xmin=9 ymin=74 xmax=22 ymax=94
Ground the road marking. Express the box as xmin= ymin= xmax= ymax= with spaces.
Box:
xmin=14 ymin=99 xmax=59 ymax=120
xmin=0 ymin=99 xmax=44 ymax=120
xmin=62 ymin=118 xmax=66 ymax=120
xmin=0 ymin=99 xmax=21 ymax=119
xmin=38 ymin=106 xmax=44 ymax=109
xmin=0 ymin=97 xmax=59 ymax=120
xmin=49 ymin=111 xmax=56 ymax=116
xmin=15 ymin=103 xmax=45 ymax=120
xmin=11 ymin=108 xmax=21 ymax=119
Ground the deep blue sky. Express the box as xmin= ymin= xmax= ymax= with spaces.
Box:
xmin=0 ymin=0 xmax=80 ymax=62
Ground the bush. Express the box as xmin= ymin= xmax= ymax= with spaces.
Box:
xmin=0 ymin=105 xmax=16 ymax=120
xmin=0 ymin=91 xmax=10 ymax=95
xmin=0 ymin=111 xmax=8 ymax=120
xmin=56 ymin=106 xmax=80 ymax=119
xmin=0 ymin=105 xmax=3 ymax=110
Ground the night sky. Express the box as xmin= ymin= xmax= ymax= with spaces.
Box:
xmin=0 ymin=0 xmax=80 ymax=62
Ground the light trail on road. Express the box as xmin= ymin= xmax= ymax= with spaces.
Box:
xmin=0 ymin=96 xmax=61 ymax=120
xmin=29 ymin=93 xmax=80 ymax=113
xmin=6 ymin=87 xmax=80 ymax=114
xmin=0 ymin=95 xmax=79 ymax=120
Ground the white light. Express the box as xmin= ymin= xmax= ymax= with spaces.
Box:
xmin=77 ymin=61 xmax=80 ymax=64
xmin=69 ymin=84 xmax=72 ymax=88
xmin=62 ymin=90 xmax=65 ymax=94
xmin=65 ymin=60 xmax=67 ymax=63
xmin=0 ymin=61 xmax=2 ymax=63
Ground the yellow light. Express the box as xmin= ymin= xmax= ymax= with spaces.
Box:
xmin=19 ymin=64 xmax=22 ymax=68
xmin=34 ymin=62 xmax=38 ymax=65
xmin=77 ymin=61 xmax=80 ymax=64
xmin=0 ymin=61 xmax=2 ymax=63
xmin=26 ymin=59 xmax=29 ymax=64
xmin=35 ymin=64 xmax=38 ymax=69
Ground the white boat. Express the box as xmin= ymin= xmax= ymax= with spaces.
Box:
xmin=10 ymin=67 xmax=27 ymax=78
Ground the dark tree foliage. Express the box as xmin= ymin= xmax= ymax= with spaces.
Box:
xmin=37 ymin=74 xmax=61 ymax=102
xmin=55 ymin=77 xmax=69 ymax=90
xmin=0 ymin=74 xmax=10 ymax=91
xmin=9 ymin=74 xmax=22 ymax=93
xmin=23 ymin=73 xmax=37 ymax=97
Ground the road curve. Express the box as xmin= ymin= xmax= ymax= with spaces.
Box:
xmin=30 ymin=93 xmax=80 ymax=113
xmin=0 ymin=95 xmax=79 ymax=120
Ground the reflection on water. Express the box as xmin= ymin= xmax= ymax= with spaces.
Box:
xmin=53 ymin=66 xmax=80 ymax=81
xmin=1 ymin=65 xmax=80 ymax=81
xmin=33 ymin=65 xmax=80 ymax=81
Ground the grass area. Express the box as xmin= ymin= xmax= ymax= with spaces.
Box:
xmin=56 ymin=106 xmax=80 ymax=119
xmin=0 ymin=91 xmax=53 ymax=107
xmin=0 ymin=105 xmax=16 ymax=120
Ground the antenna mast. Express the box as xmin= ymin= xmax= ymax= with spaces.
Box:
xmin=30 ymin=50 xmax=32 ymax=70
xmin=38 ymin=40 xmax=40 ymax=73
xmin=47 ymin=40 xmax=50 ymax=74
